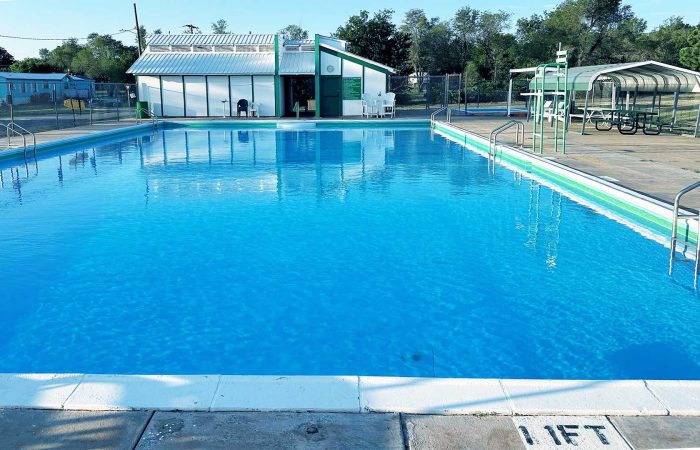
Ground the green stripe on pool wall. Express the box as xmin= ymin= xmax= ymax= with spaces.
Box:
xmin=433 ymin=121 xmax=696 ymax=243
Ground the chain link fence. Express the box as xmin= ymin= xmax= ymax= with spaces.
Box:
xmin=388 ymin=74 xmax=529 ymax=117
xmin=1 ymin=82 xmax=137 ymax=134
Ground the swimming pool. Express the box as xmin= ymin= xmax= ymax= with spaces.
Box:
xmin=1 ymin=123 xmax=699 ymax=379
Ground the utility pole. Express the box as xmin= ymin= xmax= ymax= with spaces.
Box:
xmin=183 ymin=24 xmax=200 ymax=34
xmin=133 ymin=3 xmax=142 ymax=56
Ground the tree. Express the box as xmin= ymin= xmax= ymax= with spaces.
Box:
xmin=476 ymin=11 xmax=511 ymax=80
xmin=335 ymin=10 xmax=410 ymax=73
xmin=9 ymin=58 xmax=57 ymax=73
xmin=680 ymin=27 xmax=700 ymax=70
xmin=645 ymin=17 xmax=693 ymax=66
xmin=211 ymin=19 xmax=229 ymax=34
xmin=43 ymin=39 xmax=82 ymax=72
xmin=279 ymin=24 xmax=308 ymax=40
xmin=0 ymin=47 xmax=15 ymax=68
xmin=400 ymin=9 xmax=435 ymax=76
xmin=452 ymin=7 xmax=479 ymax=69
xmin=137 ymin=25 xmax=148 ymax=52
xmin=70 ymin=33 xmax=138 ymax=82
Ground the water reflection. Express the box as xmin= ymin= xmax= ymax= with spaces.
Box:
xmin=1 ymin=127 xmax=546 ymax=207
xmin=516 ymin=178 xmax=563 ymax=270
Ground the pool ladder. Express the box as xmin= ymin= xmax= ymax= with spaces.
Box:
xmin=669 ymin=179 xmax=700 ymax=287
xmin=136 ymin=108 xmax=159 ymax=129
xmin=430 ymin=107 xmax=451 ymax=127
xmin=1 ymin=121 xmax=36 ymax=158
xmin=488 ymin=120 xmax=525 ymax=171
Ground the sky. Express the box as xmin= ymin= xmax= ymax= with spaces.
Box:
xmin=0 ymin=0 xmax=697 ymax=60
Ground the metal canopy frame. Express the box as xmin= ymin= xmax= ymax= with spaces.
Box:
xmin=508 ymin=61 xmax=700 ymax=137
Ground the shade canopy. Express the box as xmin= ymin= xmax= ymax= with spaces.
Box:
xmin=521 ymin=61 xmax=700 ymax=93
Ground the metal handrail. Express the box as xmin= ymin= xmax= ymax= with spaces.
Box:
xmin=668 ymin=180 xmax=700 ymax=287
xmin=430 ymin=107 xmax=448 ymax=127
xmin=2 ymin=122 xmax=36 ymax=158
xmin=489 ymin=120 xmax=525 ymax=156
xmin=136 ymin=108 xmax=159 ymax=127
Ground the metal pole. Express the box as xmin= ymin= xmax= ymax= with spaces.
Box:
xmin=9 ymin=83 xmax=14 ymax=123
xmin=133 ymin=3 xmax=142 ymax=56
xmin=581 ymin=89 xmax=590 ymax=135
xmin=507 ymin=77 xmax=513 ymax=117
xmin=671 ymin=88 xmax=679 ymax=130
xmin=53 ymin=85 xmax=59 ymax=129
xmin=458 ymin=73 xmax=462 ymax=112
xmin=464 ymin=73 xmax=468 ymax=113
xmin=443 ymin=75 xmax=448 ymax=107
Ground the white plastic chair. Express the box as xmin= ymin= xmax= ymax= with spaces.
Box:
xmin=361 ymin=94 xmax=377 ymax=118
xmin=249 ymin=102 xmax=259 ymax=118
xmin=383 ymin=92 xmax=396 ymax=118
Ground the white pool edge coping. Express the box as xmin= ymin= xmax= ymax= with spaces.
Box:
xmin=2 ymin=374 xmax=700 ymax=416
xmin=2 ymin=119 xmax=699 ymax=416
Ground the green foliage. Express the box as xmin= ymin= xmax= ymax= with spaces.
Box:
xmin=211 ymin=19 xmax=229 ymax=34
xmin=279 ymin=25 xmax=308 ymax=40
xmin=9 ymin=57 xmax=55 ymax=73
xmin=335 ymin=10 xmax=410 ymax=73
xmin=0 ymin=47 xmax=14 ymax=68
xmin=680 ymin=27 xmax=700 ymax=71
xmin=69 ymin=34 xmax=138 ymax=82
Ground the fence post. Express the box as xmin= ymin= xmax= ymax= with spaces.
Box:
xmin=8 ymin=83 xmax=14 ymax=123
xmin=694 ymin=102 xmax=699 ymax=138
xmin=507 ymin=78 xmax=513 ymax=117
xmin=458 ymin=73 xmax=462 ymax=111
xmin=443 ymin=75 xmax=448 ymax=106
xmin=53 ymin=85 xmax=59 ymax=129
xmin=464 ymin=73 xmax=468 ymax=113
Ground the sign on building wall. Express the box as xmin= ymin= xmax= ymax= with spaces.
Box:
xmin=342 ymin=77 xmax=362 ymax=100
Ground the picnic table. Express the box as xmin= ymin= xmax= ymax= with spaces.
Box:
xmin=588 ymin=108 xmax=661 ymax=135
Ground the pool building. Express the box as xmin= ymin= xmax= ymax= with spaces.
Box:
xmin=127 ymin=33 xmax=395 ymax=118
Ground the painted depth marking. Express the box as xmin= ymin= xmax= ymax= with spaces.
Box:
xmin=512 ymin=416 xmax=630 ymax=449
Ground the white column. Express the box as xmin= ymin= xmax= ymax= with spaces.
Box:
xmin=507 ymin=78 xmax=513 ymax=117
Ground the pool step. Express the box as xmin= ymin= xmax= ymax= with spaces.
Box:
xmin=277 ymin=122 xmax=317 ymax=130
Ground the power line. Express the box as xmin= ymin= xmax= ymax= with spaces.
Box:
xmin=0 ymin=30 xmax=132 ymax=41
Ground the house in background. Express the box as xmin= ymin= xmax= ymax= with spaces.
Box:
xmin=127 ymin=33 xmax=394 ymax=118
xmin=0 ymin=72 xmax=96 ymax=106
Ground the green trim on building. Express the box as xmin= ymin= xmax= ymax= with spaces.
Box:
xmin=274 ymin=34 xmax=281 ymax=118
xmin=314 ymin=34 xmax=321 ymax=118
xmin=319 ymin=46 xmax=393 ymax=75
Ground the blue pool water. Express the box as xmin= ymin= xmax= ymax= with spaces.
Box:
xmin=1 ymin=125 xmax=699 ymax=379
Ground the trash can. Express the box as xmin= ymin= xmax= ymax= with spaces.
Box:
xmin=136 ymin=101 xmax=149 ymax=119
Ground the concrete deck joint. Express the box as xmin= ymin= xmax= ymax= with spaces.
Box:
xmin=642 ymin=379 xmax=671 ymax=416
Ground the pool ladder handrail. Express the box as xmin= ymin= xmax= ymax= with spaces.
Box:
xmin=136 ymin=108 xmax=159 ymax=128
xmin=1 ymin=121 xmax=36 ymax=158
xmin=668 ymin=179 xmax=700 ymax=287
xmin=488 ymin=120 xmax=525 ymax=167
xmin=430 ymin=107 xmax=451 ymax=127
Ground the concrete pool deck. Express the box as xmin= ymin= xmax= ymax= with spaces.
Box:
xmin=448 ymin=115 xmax=700 ymax=206
xmin=4 ymin=409 xmax=700 ymax=449
xmin=1 ymin=374 xmax=700 ymax=448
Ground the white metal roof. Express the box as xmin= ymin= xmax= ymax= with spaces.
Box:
xmin=147 ymin=33 xmax=275 ymax=46
xmin=127 ymin=52 xmax=275 ymax=75
xmin=279 ymin=52 xmax=315 ymax=75
xmin=0 ymin=72 xmax=69 ymax=81
xmin=520 ymin=61 xmax=700 ymax=93
xmin=319 ymin=44 xmax=395 ymax=73
xmin=283 ymin=39 xmax=315 ymax=46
